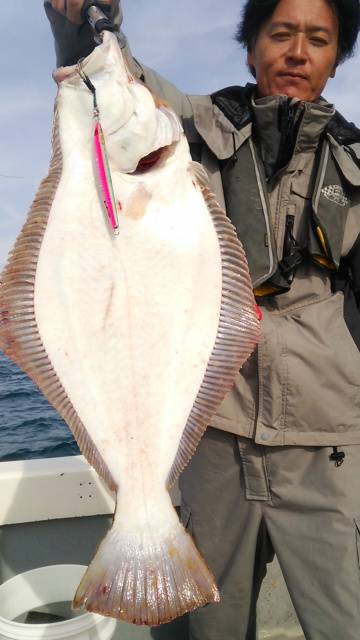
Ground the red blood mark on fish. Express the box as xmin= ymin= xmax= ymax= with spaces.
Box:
xmin=255 ymin=305 xmax=263 ymax=321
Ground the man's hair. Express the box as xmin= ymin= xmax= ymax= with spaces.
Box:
xmin=235 ymin=0 xmax=360 ymax=67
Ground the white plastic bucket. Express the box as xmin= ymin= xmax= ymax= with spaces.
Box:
xmin=0 ymin=565 xmax=117 ymax=640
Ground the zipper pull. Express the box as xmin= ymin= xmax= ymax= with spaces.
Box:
xmin=283 ymin=214 xmax=296 ymax=258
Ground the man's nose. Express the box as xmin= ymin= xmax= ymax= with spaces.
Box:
xmin=285 ymin=33 xmax=307 ymax=64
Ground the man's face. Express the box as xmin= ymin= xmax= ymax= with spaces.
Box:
xmin=247 ymin=0 xmax=339 ymax=102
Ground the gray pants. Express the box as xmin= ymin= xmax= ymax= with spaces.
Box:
xmin=179 ymin=428 xmax=360 ymax=640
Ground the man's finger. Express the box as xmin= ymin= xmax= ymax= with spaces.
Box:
xmin=51 ymin=0 xmax=67 ymax=16
xmin=51 ymin=0 xmax=114 ymax=24
xmin=51 ymin=0 xmax=85 ymax=24
xmin=65 ymin=0 xmax=84 ymax=24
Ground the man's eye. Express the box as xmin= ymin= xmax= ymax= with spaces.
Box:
xmin=310 ymin=37 xmax=328 ymax=46
xmin=271 ymin=31 xmax=291 ymax=41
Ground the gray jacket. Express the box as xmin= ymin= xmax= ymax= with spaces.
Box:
xmin=45 ymin=1 xmax=360 ymax=446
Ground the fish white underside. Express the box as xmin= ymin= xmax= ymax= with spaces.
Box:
xmin=34 ymin=127 xmax=222 ymax=530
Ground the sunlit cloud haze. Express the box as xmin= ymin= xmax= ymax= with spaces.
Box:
xmin=1 ymin=1 xmax=359 ymax=269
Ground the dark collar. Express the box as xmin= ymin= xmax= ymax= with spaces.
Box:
xmin=212 ymin=84 xmax=360 ymax=147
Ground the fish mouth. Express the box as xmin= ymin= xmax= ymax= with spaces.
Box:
xmin=135 ymin=147 xmax=166 ymax=172
xmin=133 ymin=144 xmax=177 ymax=174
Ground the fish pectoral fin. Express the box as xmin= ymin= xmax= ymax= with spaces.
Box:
xmin=73 ymin=519 xmax=219 ymax=625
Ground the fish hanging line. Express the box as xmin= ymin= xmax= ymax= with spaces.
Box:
xmin=77 ymin=60 xmax=120 ymax=235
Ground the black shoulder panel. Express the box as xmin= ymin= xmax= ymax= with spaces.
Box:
xmin=327 ymin=110 xmax=360 ymax=146
xmin=211 ymin=84 xmax=255 ymax=131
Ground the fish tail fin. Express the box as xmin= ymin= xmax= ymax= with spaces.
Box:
xmin=73 ymin=519 xmax=220 ymax=625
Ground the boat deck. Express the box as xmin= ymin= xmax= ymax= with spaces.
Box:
xmin=0 ymin=456 xmax=304 ymax=639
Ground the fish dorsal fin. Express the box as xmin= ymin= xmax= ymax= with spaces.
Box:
xmin=0 ymin=105 xmax=116 ymax=492
xmin=166 ymin=162 xmax=260 ymax=488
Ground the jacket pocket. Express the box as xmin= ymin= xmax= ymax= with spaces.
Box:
xmin=286 ymin=293 xmax=360 ymax=430
xmin=355 ymin=519 xmax=360 ymax=569
xmin=261 ymin=292 xmax=360 ymax=434
xmin=335 ymin=293 xmax=360 ymax=380
xmin=290 ymin=176 xmax=313 ymax=200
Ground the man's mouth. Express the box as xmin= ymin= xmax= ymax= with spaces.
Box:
xmin=279 ymin=72 xmax=308 ymax=80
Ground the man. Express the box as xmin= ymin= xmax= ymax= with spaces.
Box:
xmin=45 ymin=1 xmax=360 ymax=638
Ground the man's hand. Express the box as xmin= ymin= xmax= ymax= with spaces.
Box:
xmin=50 ymin=0 xmax=113 ymax=24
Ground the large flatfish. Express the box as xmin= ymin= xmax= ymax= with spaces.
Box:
xmin=0 ymin=31 xmax=260 ymax=625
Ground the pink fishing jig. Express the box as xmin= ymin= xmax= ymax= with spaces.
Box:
xmin=93 ymin=121 xmax=119 ymax=234
xmin=77 ymin=62 xmax=120 ymax=235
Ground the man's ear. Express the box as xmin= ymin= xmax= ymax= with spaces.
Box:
xmin=246 ymin=48 xmax=257 ymax=79
xmin=330 ymin=64 xmax=337 ymax=79
xmin=247 ymin=49 xmax=254 ymax=69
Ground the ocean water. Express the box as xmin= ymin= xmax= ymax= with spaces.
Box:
xmin=0 ymin=352 xmax=79 ymax=462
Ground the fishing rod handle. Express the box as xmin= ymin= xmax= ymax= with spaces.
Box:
xmin=81 ymin=1 xmax=116 ymax=33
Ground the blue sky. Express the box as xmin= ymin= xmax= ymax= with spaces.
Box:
xmin=1 ymin=1 xmax=359 ymax=269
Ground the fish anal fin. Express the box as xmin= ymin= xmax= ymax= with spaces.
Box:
xmin=166 ymin=165 xmax=261 ymax=488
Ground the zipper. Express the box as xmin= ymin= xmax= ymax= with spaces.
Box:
xmin=274 ymin=98 xmax=306 ymax=176
xmin=283 ymin=214 xmax=296 ymax=258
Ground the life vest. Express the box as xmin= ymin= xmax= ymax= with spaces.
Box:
xmin=211 ymin=86 xmax=360 ymax=295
